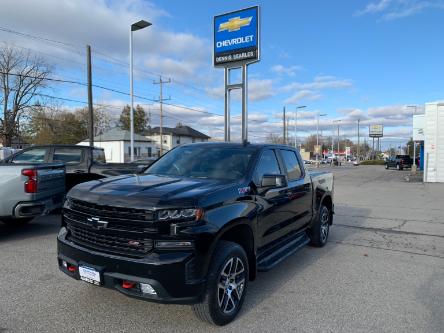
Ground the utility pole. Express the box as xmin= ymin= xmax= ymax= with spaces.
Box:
xmin=86 ymin=45 xmax=94 ymax=147
xmin=357 ymin=118 xmax=360 ymax=161
xmin=154 ymin=76 xmax=171 ymax=156
xmin=283 ymin=106 xmax=286 ymax=144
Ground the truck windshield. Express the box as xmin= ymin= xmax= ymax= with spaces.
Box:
xmin=145 ymin=146 xmax=257 ymax=180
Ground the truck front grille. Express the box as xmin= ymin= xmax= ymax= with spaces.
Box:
xmin=66 ymin=221 xmax=153 ymax=258
xmin=64 ymin=199 xmax=156 ymax=258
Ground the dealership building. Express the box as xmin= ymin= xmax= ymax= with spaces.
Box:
xmin=414 ymin=102 xmax=444 ymax=183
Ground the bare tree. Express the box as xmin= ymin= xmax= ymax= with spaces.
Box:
xmin=0 ymin=44 xmax=51 ymax=146
xmin=266 ymin=133 xmax=284 ymax=144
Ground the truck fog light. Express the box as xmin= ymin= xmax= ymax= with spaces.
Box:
xmin=140 ymin=283 xmax=156 ymax=295
xmin=62 ymin=260 xmax=68 ymax=268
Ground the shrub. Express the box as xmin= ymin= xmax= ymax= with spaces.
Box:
xmin=359 ymin=160 xmax=385 ymax=165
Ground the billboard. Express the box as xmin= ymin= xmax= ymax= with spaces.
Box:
xmin=213 ymin=6 xmax=259 ymax=66
xmin=413 ymin=114 xmax=425 ymax=141
xmin=369 ymin=124 xmax=383 ymax=138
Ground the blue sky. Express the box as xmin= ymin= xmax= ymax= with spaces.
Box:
xmin=1 ymin=0 xmax=443 ymax=147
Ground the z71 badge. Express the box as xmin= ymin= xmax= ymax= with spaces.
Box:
xmin=238 ymin=186 xmax=250 ymax=194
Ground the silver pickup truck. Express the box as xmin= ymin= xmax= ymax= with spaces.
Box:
xmin=0 ymin=163 xmax=65 ymax=226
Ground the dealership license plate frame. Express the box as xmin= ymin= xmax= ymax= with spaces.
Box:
xmin=79 ymin=265 xmax=101 ymax=286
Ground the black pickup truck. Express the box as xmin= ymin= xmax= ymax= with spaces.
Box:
xmin=385 ymin=154 xmax=413 ymax=170
xmin=57 ymin=143 xmax=334 ymax=325
xmin=2 ymin=145 xmax=146 ymax=190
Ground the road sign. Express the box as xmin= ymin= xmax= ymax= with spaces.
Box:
xmin=369 ymin=124 xmax=383 ymax=138
xmin=214 ymin=6 xmax=259 ymax=67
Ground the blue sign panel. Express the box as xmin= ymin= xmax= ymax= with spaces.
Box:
xmin=214 ymin=6 xmax=259 ymax=66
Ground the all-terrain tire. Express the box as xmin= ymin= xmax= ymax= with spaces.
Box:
xmin=192 ymin=241 xmax=249 ymax=326
xmin=308 ymin=204 xmax=331 ymax=247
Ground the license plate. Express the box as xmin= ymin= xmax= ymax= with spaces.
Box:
xmin=79 ymin=266 xmax=101 ymax=285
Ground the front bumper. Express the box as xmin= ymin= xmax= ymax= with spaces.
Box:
xmin=57 ymin=227 xmax=206 ymax=304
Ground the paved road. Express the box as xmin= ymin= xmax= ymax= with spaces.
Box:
xmin=1 ymin=166 xmax=443 ymax=332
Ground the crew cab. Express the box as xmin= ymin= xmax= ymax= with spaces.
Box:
xmin=385 ymin=155 xmax=413 ymax=170
xmin=0 ymin=163 xmax=65 ymax=226
xmin=2 ymin=145 xmax=147 ymax=190
xmin=57 ymin=143 xmax=334 ymax=325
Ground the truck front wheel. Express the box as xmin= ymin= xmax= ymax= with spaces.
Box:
xmin=192 ymin=240 xmax=249 ymax=326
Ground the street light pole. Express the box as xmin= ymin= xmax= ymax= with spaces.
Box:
xmin=129 ymin=20 xmax=151 ymax=162
xmin=333 ymin=120 xmax=341 ymax=158
xmin=316 ymin=112 xmax=327 ymax=164
xmin=407 ymin=105 xmax=418 ymax=173
xmin=294 ymin=105 xmax=306 ymax=149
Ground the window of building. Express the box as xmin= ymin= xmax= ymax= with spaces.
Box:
xmin=147 ymin=147 xmax=152 ymax=157
xmin=93 ymin=149 xmax=106 ymax=163
xmin=280 ymin=150 xmax=302 ymax=180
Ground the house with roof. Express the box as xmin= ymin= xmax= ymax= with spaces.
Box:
xmin=78 ymin=128 xmax=156 ymax=163
xmin=143 ymin=123 xmax=210 ymax=155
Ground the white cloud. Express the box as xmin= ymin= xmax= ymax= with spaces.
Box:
xmin=206 ymin=79 xmax=275 ymax=102
xmin=0 ymin=0 xmax=212 ymax=83
xmin=270 ymin=64 xmax=302 ymax=76
xmin=355 ymin=0 xmax=444 ymax=20
xmin=283 ymin=76 xmax=353 ymax=91
xmin=284 ymin=90 xmax=321 ymax=104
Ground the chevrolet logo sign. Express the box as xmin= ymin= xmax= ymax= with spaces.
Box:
xmin=87 ymin=217 xmax=108 ymax=229
xmin=218 ymin=16 xmax=252 ymax=32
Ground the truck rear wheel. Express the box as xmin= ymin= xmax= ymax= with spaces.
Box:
xmin=309 ymin=204 xmax=331 ymax=247
xmin=192 ymin=240 xmax=249 ymax=326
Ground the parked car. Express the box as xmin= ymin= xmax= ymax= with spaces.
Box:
xmin=57 ymin=142 xmax=334 ymax=325
xmin=0 ymin=162 xmax=65 ymax=226
xmin=385 ymin=155 xmax=412 ymax=170
xmin=1 ymin=145 xmax=148 ymax=190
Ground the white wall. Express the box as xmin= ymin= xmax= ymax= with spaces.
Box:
xmin=78 ymin=141 xmax=123 ymax=162
xmin=122 ymin=141 xmax=157 ymax=162
xmin=424 ymin=102 xmax=444 ymax=183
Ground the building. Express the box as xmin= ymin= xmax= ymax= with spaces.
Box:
xmin=423 ymin=102 xmax=444 ymax=182
xmin=143 ymin=124 xmax=210 ymax=155
xmin=78 ymin=128 xmax=156 ymax=163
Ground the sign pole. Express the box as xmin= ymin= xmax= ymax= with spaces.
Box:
xmin=214 ymin=6 xmax=259 ymax=143
xmin=241 ymin=64 xmax=248 ymax=143
xmin=224 ymin=67 xmax=230 ymax=142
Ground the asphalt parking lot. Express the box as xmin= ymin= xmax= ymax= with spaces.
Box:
xmin=1 ymin=166 xmax=443 ymax=332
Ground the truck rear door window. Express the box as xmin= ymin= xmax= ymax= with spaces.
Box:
xmin=53 ymin=148 xmax=82 ymax=165
xmin=12 ymin=148 xmax=47 ymax=163
xmin=280 ymin=150 xmax=302 ymax=180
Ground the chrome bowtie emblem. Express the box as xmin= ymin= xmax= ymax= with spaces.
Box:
xmin=87 ymin=217 xmax=108 ymax=229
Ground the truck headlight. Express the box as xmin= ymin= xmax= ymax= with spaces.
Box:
xmin=157 ymin=208 xmax=203 ymax=221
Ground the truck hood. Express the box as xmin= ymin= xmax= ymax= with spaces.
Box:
xmin=67 ymin=173 xmax=233 ymax=209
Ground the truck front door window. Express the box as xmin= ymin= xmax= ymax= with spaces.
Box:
xmin=254 ymin=150 xmax=281 ymax=185
xmin=12 ymin=148 xmax=47 ymax=163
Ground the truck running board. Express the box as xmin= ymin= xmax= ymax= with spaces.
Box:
xmin=257 ymin=231 xmax=310 ymax=272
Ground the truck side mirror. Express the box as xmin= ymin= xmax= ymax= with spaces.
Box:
xmin=261 ymin=174 xmax=287 ymax=188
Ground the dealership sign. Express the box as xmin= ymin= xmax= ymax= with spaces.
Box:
xmin=214 ymin=6 xmax=260 ymax=66
xmin=369 ymin=124 xmax=383 ymax=138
